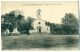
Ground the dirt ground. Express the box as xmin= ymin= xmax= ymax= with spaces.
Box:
xmin=1 ymin=34 xmax=79 ymax=51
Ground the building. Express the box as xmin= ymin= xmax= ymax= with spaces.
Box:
xmin=29 ymin=9 xmax=50 ymax=33
xmin=12 ymin=27 xmax=20 ymax=34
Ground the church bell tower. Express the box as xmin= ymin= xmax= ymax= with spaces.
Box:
xmin=37 ymin=9 xmax=41 ymax=20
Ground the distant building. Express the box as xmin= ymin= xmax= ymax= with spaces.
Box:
xmin=14 ymin=10 xmax=23 ymax=17
xmin=12 ymin=27 xmax=20 ymax=34
xmin=29 ymin=9 xmax=50 ymax=33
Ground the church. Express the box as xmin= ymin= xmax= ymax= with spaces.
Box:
xmin=29 ymin=9 xmax=50 ymax=33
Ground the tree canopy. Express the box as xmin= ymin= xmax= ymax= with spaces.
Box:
xmin=17 ymin=16 xmax=35 ymax=34
xmin=1 ymin=10 xmax=24 ymax=35
xmin=61 ymin=13 xmax=79 ymax=34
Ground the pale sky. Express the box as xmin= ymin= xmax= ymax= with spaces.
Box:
xmin=1 ymin=1 xmax=79 ymax=24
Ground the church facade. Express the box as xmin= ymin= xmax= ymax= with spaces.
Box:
xmin=29 ymin=9 xmax=50 ymax=33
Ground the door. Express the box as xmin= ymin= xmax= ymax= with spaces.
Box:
xmin=39 ymin=28 xmax=41 ymax=33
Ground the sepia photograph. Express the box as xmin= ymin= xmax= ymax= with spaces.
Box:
xmin=1 ymin=1 xmax=79 ymax=51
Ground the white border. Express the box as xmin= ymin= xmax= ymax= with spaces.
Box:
xmin=0 ymin=0 xmax=80 ymax=52
xmin=0 ymin=0 xmax=1 ymax=51
xmin=1 ymin=0 xmax=79 ymax=1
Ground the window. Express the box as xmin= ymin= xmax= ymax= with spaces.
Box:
xmin=38 ymin=22 xmax=41 ymax=24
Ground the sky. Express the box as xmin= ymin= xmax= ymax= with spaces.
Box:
xmin=1 ymin=1 xmax=79 ymax=24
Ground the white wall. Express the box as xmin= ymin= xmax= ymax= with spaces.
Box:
xmin=30 ymin=19 xmax=50 ymax=33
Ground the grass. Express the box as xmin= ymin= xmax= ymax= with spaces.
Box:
xmin=1 ymin=33 xmax=79 ymax=51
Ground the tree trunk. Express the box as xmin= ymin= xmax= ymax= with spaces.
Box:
xmin=9 ymin=32 xmax=12 ymax=36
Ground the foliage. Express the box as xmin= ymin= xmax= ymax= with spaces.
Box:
xmin=45 ymin=13 xmax=79 ymax=35
xmin=45 ymin=22 xmax=64 ymax=34
xmin=1 ymin=10 xmax=24 ymax=35
xmin=1 ymin=23 xmax=9 ymax=32
xmin=1 ymin=10 xmax=35 ymax=35
xmin=17 ymin=16 xmax=35 ymax=34
xmin=61 ymin=13 xmax=79 ymax=34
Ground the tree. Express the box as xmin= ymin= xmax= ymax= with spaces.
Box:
xmin=1 ymin=10 xmax=24 ymax=35
xmin=1 ymin=23 xmax=9 ymax=33
xmin=8 ymin=24 xmax=14 ymax=36
xmin=45 ymin=21 xmax=63 ymax=34
xmin=26 ymin=16 xmax=35 ymax=30
xmin=17 ymin=16 xmax=35 ymax=34
xmin=62 ymin=13 xmax=79 ymax=34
